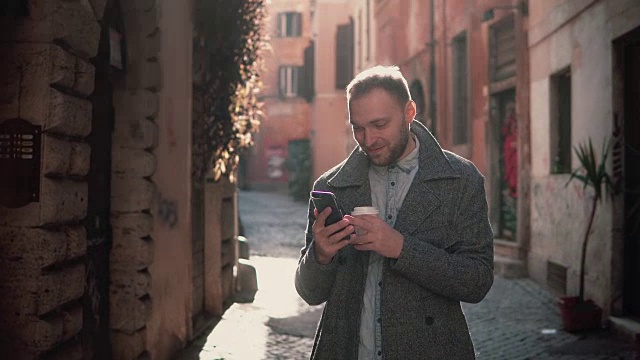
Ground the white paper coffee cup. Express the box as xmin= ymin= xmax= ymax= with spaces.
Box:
xmin=352 ymin=206 xmax=378 ymax=235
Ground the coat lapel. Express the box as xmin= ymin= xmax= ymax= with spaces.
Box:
xmin=393 ymin=122 xmax=461 ymax=234
xmin=327 ymin=147 xmax=371 ymax=212
xmin=393 ymin=180 xmax=441 ymax=235
xmin=325 ymin=122 xmax=460 ymax=236
xmin=325 ymin=149 xmax=372 ymax=270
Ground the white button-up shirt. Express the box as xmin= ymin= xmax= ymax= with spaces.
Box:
xmin=358 ymin=135 xmax=420 ymax=359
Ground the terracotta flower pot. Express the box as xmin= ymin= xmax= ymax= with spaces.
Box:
xmin=558 ymin=296 xmax=603 ymax=332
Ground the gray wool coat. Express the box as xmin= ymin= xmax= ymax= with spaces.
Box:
xmin=295 ymin=122 xmax=494 ymax=360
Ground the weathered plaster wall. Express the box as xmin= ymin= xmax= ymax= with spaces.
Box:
xmin=146 ymin=0 xmax=194 ymax=357
xmin=247 ymin=0 xmax=313 ymax=187
xmin=528 ymin=0 xmax=640 ymax=312
xmin=250 ymin=99 xmax=312 ymax=184
xmin=373 ymin=0 xmax=530 ymax=253
xmin=374 ymin=0 xmax=526 ymax=176
xmin=351 ymin=0 xmax=377 ymax=74
xmin=311 ymin=0 xmax=352 ymax=178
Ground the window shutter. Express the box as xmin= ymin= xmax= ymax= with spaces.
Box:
xmin=490 ymin=17 xmax=516 ymax=82
xmin=452 ymin=32 xmax=468 ymax=145
xmin=300 ymin=41 xmax=315 ymax=102
xmin=297 ymin=65 xmax=305 ymax=99
xmin=278 ymin=66 xmax=285 ymax=97
xmin=277 ymin=13 xmax=282 ymax=37
xmin=285 ymin=13 xmax=292 ymax=37
xmin=335 ymin=18 xmax=354 ymax=90
xmin=295 ymin=12 xmax=302 ymax=36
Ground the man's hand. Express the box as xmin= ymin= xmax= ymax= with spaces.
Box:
xmin=345 ymin=215 xmax=404 ymax=259
xmin=312 ymin=207 xmax=355 ymax=265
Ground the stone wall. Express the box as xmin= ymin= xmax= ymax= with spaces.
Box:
xmin=0 ymin=0 xmax=159 ymax=358
xmin=109 ymin=0 xmax=160 ymax=358
xmin=0 ymin=1 xmax=99 ymax=358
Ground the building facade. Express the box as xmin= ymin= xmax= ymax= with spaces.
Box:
xmin=373 ymin=0 xmax=531 ymax=276
xmin=308 ymin=0 xmax=354 ymax=180
xmin=528 ymin=0 xmax=640 ymax=325
xmin=0 ymin=0 xmax=249 ymax=358
xmin=367 ymin=0 xmax=640 ymax=331
xmin=244 ymin=0 xmax=313 ymax=197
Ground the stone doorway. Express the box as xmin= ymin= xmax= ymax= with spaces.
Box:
xmin=613 ymin=25 xmax=640 ymax=320
xmin=620 ymin=27 xmax=640 ymax=319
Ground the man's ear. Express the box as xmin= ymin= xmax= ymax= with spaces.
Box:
xmin=405 ymin=100 xmax=417 ymax=123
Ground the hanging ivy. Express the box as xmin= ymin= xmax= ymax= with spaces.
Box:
xmin=193 ymin=0 xmax=267 ymax=182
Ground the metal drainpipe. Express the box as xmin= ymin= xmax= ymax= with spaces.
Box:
xmin=429 ymin=0 xmax=437 ymax=138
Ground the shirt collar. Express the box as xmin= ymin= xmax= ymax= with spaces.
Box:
xmin=372 ymin=134 xmax=420 ymax=175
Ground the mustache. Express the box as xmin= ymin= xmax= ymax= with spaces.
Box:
xmin=363 ymin=142 xmax=385 ymax=151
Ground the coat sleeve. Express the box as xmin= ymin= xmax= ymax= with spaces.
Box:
xmin=294 ymin=195 xmax=339 ymax=306
xmin=390 ymin=167 xmax=494 ymax=303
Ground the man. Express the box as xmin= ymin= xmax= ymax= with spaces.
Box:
xmin=295 ymin=65 xmax=494 ymax=359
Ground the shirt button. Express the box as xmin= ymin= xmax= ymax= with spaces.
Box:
xmin=378 ymin=351 xmax=382 ymax=356
xmin=391 ymin=181 xmax=395 ymax=186
xmin=378 ymin=281 xmax=382 ymax=286
xmin=377 ymin=318 xmax=381 ymax=323
xmin=387 ymin=214 xmax=392 ymax=220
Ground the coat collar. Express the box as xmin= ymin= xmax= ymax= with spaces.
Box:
xmin=327 ymin=121 xmax=459 ymax=188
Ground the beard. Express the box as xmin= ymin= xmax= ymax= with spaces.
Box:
xmin=368 ymin=123 xmax=411 ymax=166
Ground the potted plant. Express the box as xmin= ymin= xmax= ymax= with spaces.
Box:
xmin=559 ymin=138 xmax=614 ymax=332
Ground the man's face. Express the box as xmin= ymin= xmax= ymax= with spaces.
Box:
xmin=349 ymin=88 xmax=415 ymax=166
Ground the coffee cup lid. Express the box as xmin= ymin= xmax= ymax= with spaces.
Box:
xmin=352 ymin=206 xmax=379 ymax=215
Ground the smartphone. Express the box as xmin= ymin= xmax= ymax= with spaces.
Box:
xmin=310 ymin=190 xmax=344 ymax=226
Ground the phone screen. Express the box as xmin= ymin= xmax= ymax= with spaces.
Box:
xmin=310 ymin=191 xmax=344 ymax=226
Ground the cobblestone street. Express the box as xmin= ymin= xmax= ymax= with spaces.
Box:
xmin=177 ymin=190 xmax=637 ymax=360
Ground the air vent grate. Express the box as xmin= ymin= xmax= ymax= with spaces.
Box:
xmin=547 ymin=261 xmax=567 ymax=295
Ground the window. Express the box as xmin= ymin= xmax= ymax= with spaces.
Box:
xmin=335 ymin=18 xmax=354 ymax=89
xmin=277 ymin=12 xmax=302 ymax=37
xmin=490 ymin=17 xmax=516 ymax=82
xmin=279 ymin=66 xmax=301 ymax=97
xmin=550 ymin=68 xmax=572 ymax=174
xmin=452 ymin=32 xmax=469 ymax=145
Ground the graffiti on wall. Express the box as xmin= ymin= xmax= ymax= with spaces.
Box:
xmin=499 ymin=102 xmax=518 ymax=240
xmin=158 ymin=195 xmax=178 ymax=228
xmin=266 ymin=147 xmax=286 ymax=179
xmin=502 ymin=105 xmax=518 ymax=198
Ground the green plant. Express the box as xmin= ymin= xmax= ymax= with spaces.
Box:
xmin=566 ymin=138 xmax=614 ymax=302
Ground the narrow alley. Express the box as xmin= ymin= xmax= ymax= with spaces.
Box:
xmin=3 ymin=1 xmax=640 ymax=358
xmin=176 ymin=190 xmax=637 ymax=360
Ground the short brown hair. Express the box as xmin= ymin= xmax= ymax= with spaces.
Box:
xmin=346 ymin=65 xmax=411 ymax=109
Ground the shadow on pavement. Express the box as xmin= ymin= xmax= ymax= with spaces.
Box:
xmin=546 ymin=328 xmax=636 ymax=356
xmin=266 ymin=307 xmax=322 ymax=338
